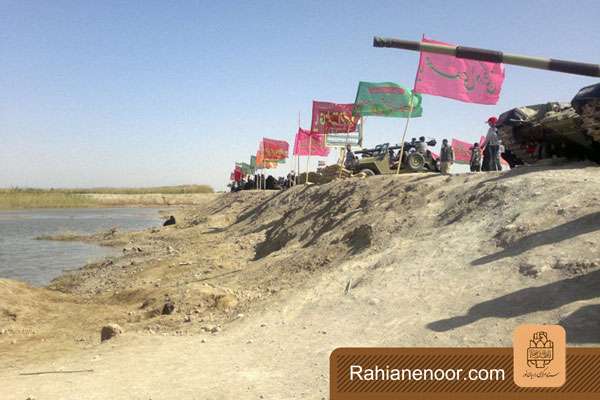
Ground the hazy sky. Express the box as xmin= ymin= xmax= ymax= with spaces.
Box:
xmin=2 ymin=0 xmax=599 ymax=191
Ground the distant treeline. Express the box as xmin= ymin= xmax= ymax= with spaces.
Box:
xmin=0 ymin=185 xmax=214 ymax=209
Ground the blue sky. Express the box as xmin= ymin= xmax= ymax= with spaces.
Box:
xmin=1 ymin=0 xmax=599 ymax=191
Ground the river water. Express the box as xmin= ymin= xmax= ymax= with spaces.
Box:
xmin=0 ymin=208 xmax=164 ymax=286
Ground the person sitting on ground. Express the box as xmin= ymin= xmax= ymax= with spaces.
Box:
xmin=439 ymin=139 xmax=454 ymax=175
xmin=470 ymin=142 xmax=482 ymax=172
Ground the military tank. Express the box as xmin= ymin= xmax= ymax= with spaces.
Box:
xmin=572 ymin=83 xmax=600 ymax=144
xmin=495 ymin=82 xmax=600 ymax=165
xmin=372 ymin=37 xmax=600 ymax=164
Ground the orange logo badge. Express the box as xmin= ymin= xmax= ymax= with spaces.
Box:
xmin=513 ymin=324 xmax=566 ymax=387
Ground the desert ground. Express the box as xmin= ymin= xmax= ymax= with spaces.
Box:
xmin=1 ymin=162 xmax=599 ymax=399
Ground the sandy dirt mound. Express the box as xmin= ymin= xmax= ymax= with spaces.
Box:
xmin=1 ymin=163 xmax=599 ymax=399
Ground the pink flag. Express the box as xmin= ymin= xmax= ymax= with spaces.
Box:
xmin=293 ymin=128 xmax=330 ymax=156
xmin=414 ymin=38 xmax=505 ymax=105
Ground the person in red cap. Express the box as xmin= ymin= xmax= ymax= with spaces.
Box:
xmin=483 ymin=116 xmax=502 ymax=171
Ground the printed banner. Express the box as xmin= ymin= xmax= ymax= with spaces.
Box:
xmin=415 ymin=38 xmax=505 ymax=105
xmin=262 ymin=138 xmax=289 ymax=161
xmin=326 ymin=132 xmax=362 ymax=148
xmin=311 ymin=101 xmax=359 ymax=135
xmin=354 ymin=82 xmax=422 ymax=118
xmin=293 ymin=128 xmax=330 ymax=156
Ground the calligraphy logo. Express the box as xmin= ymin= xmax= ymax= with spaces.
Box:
xmin=513 ymin=325 xmax=566 ymax=388
xmin=527 ymin=331 xmax=554 ymax=368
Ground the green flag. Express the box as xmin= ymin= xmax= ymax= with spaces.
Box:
xmin=236 ymin=162 xmax=254 ymax=175
xmin=354 ymin=82 xmax=422 ymax=118
xmin=250 ymin=156 xmax=257 ymax=169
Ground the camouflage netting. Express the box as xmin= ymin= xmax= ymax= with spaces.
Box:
xmin=580 ymin=99 xmax=600 ymax=143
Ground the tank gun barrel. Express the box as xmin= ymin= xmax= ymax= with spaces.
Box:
xmin=373 ymin=37 xmax=600 ymax=78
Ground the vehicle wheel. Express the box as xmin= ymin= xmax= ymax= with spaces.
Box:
xmin=406 ymin=152 xmax=425 ymax=171
xmin=360 ymin=168 xmax=376 ymax=176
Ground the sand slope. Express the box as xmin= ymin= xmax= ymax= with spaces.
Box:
xmin=1 ymin=163 xmax=599 ymax=399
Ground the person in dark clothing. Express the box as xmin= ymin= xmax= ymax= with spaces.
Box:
xmin=344 ymin=144 xmax=356 ymax=170
xmin=470 ymin=142 xmax=482 ymax=172
xmin=265 ymin=175 xmax=276 ymax=190
xmin=439 ymin=139 xmax=454 ymax=175
xmin=244 ymin=178 xmax=255 ymax=190
xmin=483 ymin=116 xmax=502 ymax=171
xmin=501 ymin=148 xmax=519 ymax=168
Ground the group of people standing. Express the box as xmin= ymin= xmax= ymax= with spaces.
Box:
xmin=230 ymin=172 xmax=297 ymax=192
xmin=232 ymin=116 xmax=505 ymax=190
xmin=439 ymin=116 xmax=504 ymax=175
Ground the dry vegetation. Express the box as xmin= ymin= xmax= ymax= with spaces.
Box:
xmin=0 ymin=190 xmax=95 ymax=209
xmin=0 ymin=185 xmax=214 ymax=209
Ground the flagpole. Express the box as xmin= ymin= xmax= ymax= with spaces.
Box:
xmin=306 ymin=134 xmax=312 ymax=184
xmin=339 ymin=118 xmax=353 ymax=179
xmin=338 ymin=141 xmax=344 ymax=179
xmin=396 ymin=35 xmax=424 ymax=175
xmin=359 ymin=116 xmax=364 ymax=146
xmin=296 ymin=111 xmax=300 ymax=186
xmin=261 ymin=140 xmax=265 ymax=190
xmin=395 ymin=95 xmax=415 ymax=175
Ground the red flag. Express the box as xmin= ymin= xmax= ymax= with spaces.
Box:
xmin=311 ymin=101 xmax=359 ymax=135
xmin=293 ymin=128 xmax=330 ymax=156
xmin=262 ymin=138 xmax=289 ymax=161
xmin=451 ymin=138 xmax=475 ymax=164
xmin=233 ymin=166 xmax=243 ymax=182
xmin=256 ymin=147 xmax=264 ymax=168
xmin=414 ymin=38 xmax=505 ymax=105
